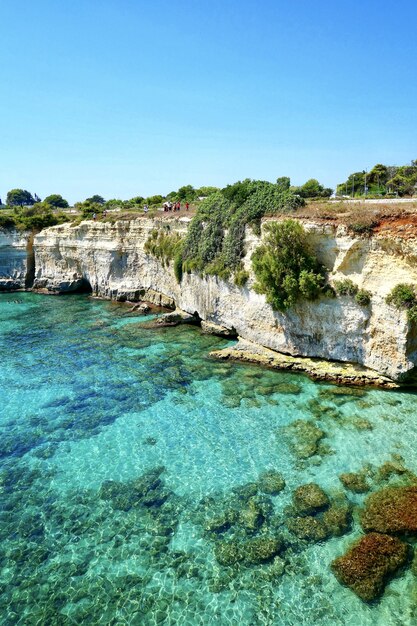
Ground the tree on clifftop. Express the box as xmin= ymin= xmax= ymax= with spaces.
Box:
xmin=85 ymin=195 xmax=105 ymax=205
xmin=6 ymin=189 xmax=36 ymax=206
xmin=43 ymin=194 xmax=69 ymax=208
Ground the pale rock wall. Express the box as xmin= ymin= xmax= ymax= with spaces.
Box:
xmin=0 ymin=228 xmax=31 ymax=289
xmin=33 ymin=217 xmax=417 ymax=380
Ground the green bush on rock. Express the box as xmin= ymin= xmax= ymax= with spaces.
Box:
xmin=386 ymin=284 xmax=417 ymax=322
xmin=180 ymin=181 xmax=304 ymax=279
xmin=251 ymin=219 xmax=325 ymax=311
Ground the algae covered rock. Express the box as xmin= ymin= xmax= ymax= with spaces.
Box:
xmin=214 ymin=537 xmax=282 ymax=567
xmin=204 ymin=511 xmax=236 ymax=534
xmin=238 ymin=496 xmax=272 ymax=533
xmin=360 ymin=486 xmax=417 ymax=534
xmin=214 ymin=541 xmax=242 ymax=566
xmin=283 ymin=420 xmax=325 ymax=459
xmin=243 ymin=537 xmax=282 ymax=565
xmin=287 ymin=516 xmax=329 ymax=542
xmin=293 ymin=483 xmax=329 ymax=515
xmin=331 ymin=532 xmax=409 ymax=601
xmin=257 ymin=470 xmax=286 ymax=495
xmin=323 ymin=503 xmax=352 ymax=537
xmin=339 ymin=472 xmax=370 ymax=494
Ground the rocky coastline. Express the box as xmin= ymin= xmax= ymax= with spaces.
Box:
xmin=2 ymin=216 xmax=417 ymax=384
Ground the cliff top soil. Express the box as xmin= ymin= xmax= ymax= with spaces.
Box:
xmin=86 ymin=199 xmax=417 ymax=239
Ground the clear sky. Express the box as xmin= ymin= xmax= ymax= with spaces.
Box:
xmin=1 ymin=0 xmax=416 ymax=204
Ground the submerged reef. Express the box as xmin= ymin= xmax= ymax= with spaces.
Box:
xmin=331 ymin=533 xmax=409 ymax=602
xmin=281 ymin=419 xmax=326 ymax=459
xmin=292 ymin=483 xmax=330 ymax=515
xmin=257 ymin=470 xmax=286 ymax=495
xmin=360 ymin=486 xmax=417 ymax=534
xmin=339 ymin=471 xmax=371 ymax=494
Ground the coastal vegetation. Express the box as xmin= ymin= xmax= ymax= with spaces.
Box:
xmin=144 ymin=229 xmax=184 ymax=271
xmin=337 ymin=160 xmax=417 ymax=198
xmin=179 ymin=180 xmax=305 ymax=281
xmin=333 ymin=280 xmax=372 ymax=306
xmin=0 ymin=202 xmax=69 ymax=231
xmin=252 ymin=220 xmax=325 ymax=311
xmin=386 ymin=284 xmax=417 ymax=322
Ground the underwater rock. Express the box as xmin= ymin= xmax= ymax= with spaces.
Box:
xmin=318 ymin=386 xmax=366 ymax=402
xmin=204 ymin=511 xmax=236 ymax=534
xmin=257 ymin=470 xmax=286 ymax=495
xmin=239 ymin=499 xmax=265 ymax=533
xmin=323 ymin=503 xmax=352 ymax=537
xmin=411 ymin=551 xmax=417 ymax=577
xmin=292 ymin=483 xmax=330 ymax=515
xmin=238 ymin=496 xmax=273 ymax=533
xmin=339 ymin=472 xmax=370 ymax=494
xmin=214 ymin=541 xmax=242 ymax=566
xmin=259 ymin=556 xmax=286 ymax=580
xmin=283 ymin=420 xmax=325 ymax=459
xmin=143 ymin=436 xmax=157 ymax=445
xmin=98 ymin=466 xmax=168 ymax=511
xmin=214 ymin=537 xmax=282 ymax=567
xmin=243 ymin=537 xmax=282 ymax=565
xmin=286 ymin=516 xmax=329 ymax=542
xmin=331 ymin=532 xmax=409 ymax=602
xmin=232 ymin=482 xmax=259 ymax=500
xmin=376 ymin=457 xmax=417 ymax=484
xmin=360 ymin=486 xmax=417 ymax=534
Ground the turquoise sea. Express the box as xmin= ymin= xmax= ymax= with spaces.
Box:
xmin=1 ymin=293 xmax=417 ymax=625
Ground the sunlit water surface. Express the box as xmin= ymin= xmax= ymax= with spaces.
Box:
xmin=0 ymin=293 xmax=416 ymax=625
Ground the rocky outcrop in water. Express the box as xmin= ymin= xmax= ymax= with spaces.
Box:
xmin=360 ymin=486 xmax=417 ymax=534
xmin=31 ymin=216 xmax=417 ymax=381
xmin=331 ymin=532 xmax=409 ymax=602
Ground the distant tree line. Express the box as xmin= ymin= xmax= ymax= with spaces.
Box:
xmin=337 ymin=160 xmax=417 ymax=197
xmin=0 ymin=176 xmax=333 ymax=217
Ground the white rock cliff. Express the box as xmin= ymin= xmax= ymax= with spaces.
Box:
xmin=32 ymin=217 xmax=417 ymax=381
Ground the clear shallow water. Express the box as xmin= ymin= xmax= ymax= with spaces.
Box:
xmin=0 ymin=293 xmax=417 ymax=625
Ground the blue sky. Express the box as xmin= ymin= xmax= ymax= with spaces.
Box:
xmin=1 ymin=0 xmax=416 ymax=204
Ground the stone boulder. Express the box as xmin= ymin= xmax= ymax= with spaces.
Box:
xmin=257 ymin=470 xmax=286 ymax=495
xmin=339 ymin=471 xmax=370 ymax=494
xmin=286 ymin=516 xmax=329 ymax=542
xmin=200 ymin=320 xmax=237 ymax=338
xmin=331 ymin=533 xmax=409 ymax=601
xmin=292 ymin=483 xmax=329 ymax=515
xmin=360 ymin=486 xmax=417 ymax=534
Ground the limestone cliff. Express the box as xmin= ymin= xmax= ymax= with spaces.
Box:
xmin=32 ymin=217 xmax=417 ymax=381
xmin=0 ymin=228 xmax=31 ymax=289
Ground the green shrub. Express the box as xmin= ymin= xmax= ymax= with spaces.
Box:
xmin=333 ymin=279 xmax=358 ymax=296
xmin=173 ymin=253 xmax=183 ymax=283
xmin=234 ymin=267 xmax=250 ymax=287
xmin=0 ymin=213 xmax=17 ymax=228
xmin=180 ymin=181 xmax=304 ymax=279
xmin=355 ymin=289 xmax=372 ymax=306
xmin=251 ymin=219 xmax=324 ymax=311
xmin=408 ymin=307 xmax=417 ymax=323
xmin=386 ymin=284 xmax=417 ymax=323
xmin=386 ymin=284 xmax=416 ymax=309
xmin=144 ymin=230 xmax=184 ymax=267
xmin=346 ymin=220 xmax=378 ymax=235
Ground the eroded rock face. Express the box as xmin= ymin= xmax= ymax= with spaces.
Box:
xmin=0 ymin=228 xmax=30 ymax=289
xmin=331 ymin=533 xmax=409 ymax=601
xmin=360 ymin=486 xmax=417 ymax=534
xmin=32 ymin=218 xmax=417 ymax=380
